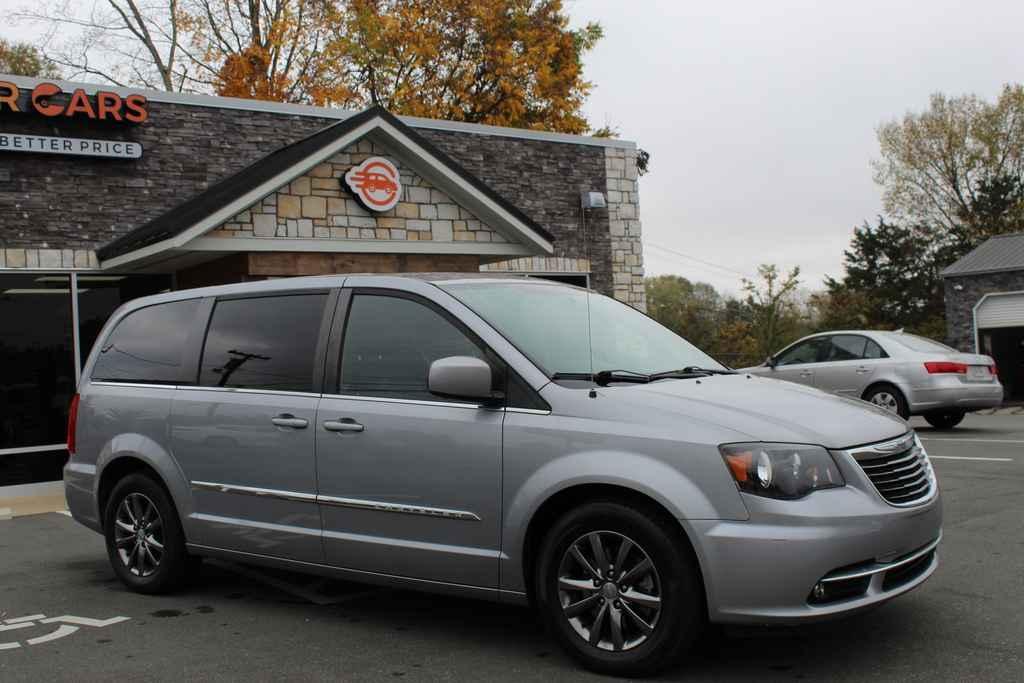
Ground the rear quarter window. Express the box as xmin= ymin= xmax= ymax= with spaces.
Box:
xmin=91 ymin=299 xmax=201 ymax=384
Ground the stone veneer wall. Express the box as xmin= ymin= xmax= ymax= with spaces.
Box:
xmin=206 ymin=138 xmax=506 ymax=245
xmin=605 ymin=147 xmax=645 ymax=309
xmin=0 ymin=247 xmax=97 ymax=269
xmin=0 ymin=88 xmax=642 ymax=305
xmin=944 ymin=271 xmax=1024 ymax=350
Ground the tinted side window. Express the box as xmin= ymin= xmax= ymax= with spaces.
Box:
xmin=340 ymin=294 xmax=488 ymax=401
xmin=826 ymin=335 xmax=867 ymax=361
xmin=776 ymin=338 xmax=826 ymax=366
xmin=91 ymin=299 xmax=200 ymax=384
xmin=199 ymin=294 xmax=327 ymax=393
xmin=864 ymin=339 xmax=887 ymax=359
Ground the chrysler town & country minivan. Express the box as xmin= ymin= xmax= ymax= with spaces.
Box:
xmin=65 ymin=275 xmax=942 ymax=676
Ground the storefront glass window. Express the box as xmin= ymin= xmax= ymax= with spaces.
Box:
xmin=1 ymin=273 xmax=172 ymax=489
xmin=0 ymin=274 xmax=76 ymax=451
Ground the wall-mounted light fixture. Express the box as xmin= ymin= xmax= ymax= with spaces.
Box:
xmin=580 ymin=191 xmax=606 ymax=210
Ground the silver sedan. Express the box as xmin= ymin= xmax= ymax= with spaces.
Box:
xmin=741 ymin=330 xmax=1003 ymax=429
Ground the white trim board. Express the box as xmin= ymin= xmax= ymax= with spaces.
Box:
xmin=0 ymin=73 xmax=635 ymax=150
xmin=188 ymin=237 xmax=536 ymax=257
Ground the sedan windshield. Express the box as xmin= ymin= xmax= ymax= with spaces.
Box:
xmin=439 ymin=281 xmax=725 ymax=376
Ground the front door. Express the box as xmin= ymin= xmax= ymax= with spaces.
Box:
xmin=769 ymin=336 xmax=829 ymax=387
xmin=814 ymin=334 xmax=879 ymax=398
xmin=316 ymin=290 xmax=503 ymax=588
xmin=171 ymin=291 xmax=333 ymax=563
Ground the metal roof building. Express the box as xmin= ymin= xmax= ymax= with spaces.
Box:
xmin=942 ymin=233 xmax=1024 ymax=402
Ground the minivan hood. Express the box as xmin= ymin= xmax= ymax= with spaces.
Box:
xmin=612 ymin=374 xmax=907 ymax=449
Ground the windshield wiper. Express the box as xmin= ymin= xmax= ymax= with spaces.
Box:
xmin=553 ymin=366 xmax=736 ymax=386
xmin=647 ymin=366 xmax=737 ymax=381
xmin=551 ymin=370 xmax=651 ymax=386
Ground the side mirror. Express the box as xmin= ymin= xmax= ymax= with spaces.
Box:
xmin=766 ymin=356 xmax=777 ymax=369
xmin=428 ymin=356 xmax=501 ymax=402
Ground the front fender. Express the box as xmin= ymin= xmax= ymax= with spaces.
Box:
xmin=500 ymin=448 xmax=749 ymax=593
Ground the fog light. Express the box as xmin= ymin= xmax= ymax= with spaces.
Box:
xmin=812 ymin=582 xmax=826 ymax=601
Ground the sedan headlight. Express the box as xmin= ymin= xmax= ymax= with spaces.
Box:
xmin=719 ymin=443 xmax=845 ymax=499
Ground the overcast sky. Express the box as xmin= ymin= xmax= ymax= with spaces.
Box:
xmin=572 ymin=0 xmax=1023 ymax=294
xmin=2 ymin=1 xmax=1022 ymax=295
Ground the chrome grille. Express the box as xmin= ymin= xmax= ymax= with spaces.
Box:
xmin=851 ymin=434 xmax=934 ymax=506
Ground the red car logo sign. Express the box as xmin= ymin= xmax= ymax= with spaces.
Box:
xmin=344 ymin=156 xmax=402 ymax=211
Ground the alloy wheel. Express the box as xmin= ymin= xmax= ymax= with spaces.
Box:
xmin=557 ymin=530 xmax=662 ymax=652
xmin=113 ymin=492 xmax=165 ymax=577
xmin=870 ymin=391 xmax=899 ymax=413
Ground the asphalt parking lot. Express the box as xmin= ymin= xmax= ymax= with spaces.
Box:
xmin=1 ymin=414 xmax=1022 ymax=682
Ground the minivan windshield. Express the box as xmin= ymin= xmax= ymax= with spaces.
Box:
xmin=440 ymin=281 xmax=726 ymax=377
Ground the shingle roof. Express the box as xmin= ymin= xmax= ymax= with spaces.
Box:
xmin=941 ymin=233 xmax=1024 ymax=277
xmin=97 ymin=105 xmax=553 ymax=261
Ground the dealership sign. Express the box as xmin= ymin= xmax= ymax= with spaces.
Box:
xmin=344 ymin=157 xmax=402 ymax=211
xmin=0 ymin=81 xmax=148 ymax=123
xmin=0 ymin=133 xmax=142 ymax=159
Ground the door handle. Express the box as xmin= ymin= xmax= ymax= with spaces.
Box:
xmin=799 ymin=371 xmax=814 ymax=378
xmin=323 ymin=418 xmax=365 ymax=433
xmin=271 ymin=414 xmax=308 ymax=429
xmin=855 ymin=366 xmax=871 ymax=374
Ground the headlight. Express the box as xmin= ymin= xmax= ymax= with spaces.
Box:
xmin=719 ymin=443 xmax=845 ymax=499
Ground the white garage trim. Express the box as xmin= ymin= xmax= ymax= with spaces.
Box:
xmin=972 ymin=290 xmax=1024 ymax=351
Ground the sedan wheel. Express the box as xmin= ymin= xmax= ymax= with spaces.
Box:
xmin=557 ymin=531 xmax=662 ymax=652
xmin=869 ymin=391 xmax=899 ymax=412
xmin=863 ymin=385 xmax=909 ymax=419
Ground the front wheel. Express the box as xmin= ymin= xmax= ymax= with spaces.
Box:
xmin=534 ymin=501 xmax=704 ymax=677
xmin=104 ymin=473 xmax=190 ymax=594
xmin=924 ymin=410 xmax=966 ymax=430
xmin=863 ymin=384 xmax=910 ymax=420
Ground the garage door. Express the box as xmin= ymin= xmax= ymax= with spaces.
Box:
xmin=976 ymin=292 xmax=1024 ymax=329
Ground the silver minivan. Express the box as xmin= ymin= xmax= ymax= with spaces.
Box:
xmin=65 ymin=275 xmax=942 ymax=676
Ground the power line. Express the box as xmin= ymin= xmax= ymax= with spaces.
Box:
xmin=644 ymin=241 xmax=755 ymax=279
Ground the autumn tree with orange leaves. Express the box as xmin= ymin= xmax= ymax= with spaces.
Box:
xmin=17 ymin=0 xmax=604 ymax=134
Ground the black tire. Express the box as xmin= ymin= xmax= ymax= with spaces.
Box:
xmin=924 ymin=410 xmax=966 ymax=430
xmin=534 ymin=500 xmax=704 ymax=677
xmin=863 ymin=384 xmax=910 ymax=420
xmin=103 ymin=473 xmax=190 ymax=594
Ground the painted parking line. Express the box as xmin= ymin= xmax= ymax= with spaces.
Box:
xmin=920 ymin=438 xmax=1024 ymax=444
xmin=928 ymin=455 xmax=1014 ymax=462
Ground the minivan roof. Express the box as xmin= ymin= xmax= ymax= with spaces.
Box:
xmin=114 ymin=272 xmax=577 ymax=313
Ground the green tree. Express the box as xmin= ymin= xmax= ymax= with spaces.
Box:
xmin=873 ymin=84 xmax=1024 ymax=246
xmin=644 ymin=275 xmax=724 ymax=353
xmin=0 ymin=39 xmax=60 ymax=78
xmin=823 ymin=218 xmax=949 ymax=334
xmin=742 ymin=264 xmax=803 ymax=360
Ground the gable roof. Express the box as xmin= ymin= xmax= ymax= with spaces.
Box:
xmin=941 ymin=233 xmax=1024 ymax=277
xmin=98 ymin=105 xmax=553 ymax=265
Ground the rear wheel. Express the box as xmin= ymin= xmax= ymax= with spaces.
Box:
xmin=104 ymin=473 xmax=190 ymax=594
xmin=924 ymin=410 xmax=966 ymax=430
xmin=863 ymin=384 xmax=910 ymax=420
xmin=534 ymin=501 xmax=703 ymax=677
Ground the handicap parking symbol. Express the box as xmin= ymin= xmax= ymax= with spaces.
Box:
xmin=0 ymin=613 xmax=130 ymax=650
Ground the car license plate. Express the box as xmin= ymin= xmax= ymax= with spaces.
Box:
xmin=968 ymin=365 xmax=989 ymax=379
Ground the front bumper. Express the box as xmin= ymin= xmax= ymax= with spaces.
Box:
xmin=690 ymin=440 xmax=943 ymax=624
xmin=907 ymin=377 xmax=1003 ymax=413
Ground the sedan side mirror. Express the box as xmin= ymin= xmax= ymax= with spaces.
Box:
xmin=766 ymin=356 xmax=777 ymax=369
xmin=428 ymin=356 xmax=502 ymax=402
